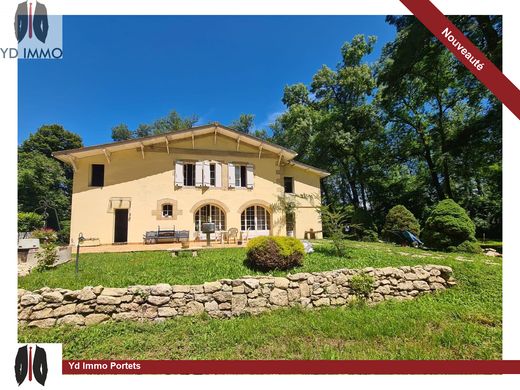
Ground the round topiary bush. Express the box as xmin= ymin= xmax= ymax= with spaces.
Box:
xmin=422 ymin=199 xmax=480 ymax=253
xmin=246 ymin=236 xmax=304 ymax=271
xmin=383 ymin=205 xmax=420 ymax=242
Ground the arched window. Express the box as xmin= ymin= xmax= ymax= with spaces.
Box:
xmin=241 ymin=205 xmax=271 ymax=231
xmin=162 ymin=204 xmax=173 ymax=218
xmin=194 ymin=204 xmax=226 ymax=231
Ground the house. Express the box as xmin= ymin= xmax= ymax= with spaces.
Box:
xmin=52 ymin=123 xmax=329 ymax=245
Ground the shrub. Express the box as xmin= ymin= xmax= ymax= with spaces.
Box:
xmin=383 ymin=205 xmax=420 ymax=242
xmin=350 ymin=274 xmax=374 ymax=299
xmin=348 ymin=207 xmax=379 ymax=242
xmin=449 ymin=241 xmax=482 ymax=254
xmin=32 ymin=228 xmax=59 ymax=271
xmin=318 ymin=205 xmax=348 ymax=256
xmin=57 ymin=220 xmax=71 ymax=245
xmin=18 ymin=212 xmax=44 ymax=233
xmin=422 ymin=199 xmax=479 ymax=253
xmin=246 ymin=236 xmax=304 ymax=271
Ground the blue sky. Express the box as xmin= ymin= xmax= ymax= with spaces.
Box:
xmin=18 ymin=15 xmax=396 ymax=146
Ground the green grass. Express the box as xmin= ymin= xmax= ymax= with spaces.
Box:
xmin=478 ymin=240 xmax=502 ymax=246
xmin=18 ymin=240 xmax=502 ymax=360
xmin=478 ymin=240 xmax=503 ymax=253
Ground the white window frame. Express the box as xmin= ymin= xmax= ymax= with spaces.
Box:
xmin=241 ymin=205 xmax=271 ymax=232
xmin=162 ymin=204 xmax=173 ymax=218
xmin=194 ymin=204 xmax=226 ymax=232
xmin=209 ymin=163 xmax=216 ymax=187
xmin=183 ymin=162 xmax=196 ymax=186
xmin=232 ymin=163 xmax=253 ymax=189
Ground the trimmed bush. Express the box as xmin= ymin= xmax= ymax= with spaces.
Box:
xmin=383 ymin=205 xmax=420 ymax=242
xmin=422 ymin=199 xmax=479 ymax=253
xmin=246 ymin=236 xmax=304 ymax=271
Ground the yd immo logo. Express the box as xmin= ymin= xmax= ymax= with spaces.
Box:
xmin=14 ymin=345 xmax=48 ymax=386
xmin=14 ymin=1 xmax=48 ymax=44
xmin=0 ymin=1 xmax=63 ymax=60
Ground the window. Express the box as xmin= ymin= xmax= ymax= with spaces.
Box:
xmin=284 ymin=177 xmax=294 ymax=193
xmin=194 ymin=204 xmax=226 ymax=231
xmin=235 ymin=165 xmax=247 ymax=188
xmin=162 ymin=204 xmax=173 ymax=218
xmin=209 ymin=163 xmax=216 ymax=186
xmin=241 ymin=206 xmax=271 ymax=231
xmin=183 ymin=163 xmax=195 ymax=186
xmin=91 ymin=164 xmax=105 ymax=187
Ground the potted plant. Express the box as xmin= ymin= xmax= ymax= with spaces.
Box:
xmin=271 ymin=195 xmax=298 ymax=237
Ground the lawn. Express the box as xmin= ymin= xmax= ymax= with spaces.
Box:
xmin=18 ymin=240 xmax=502 ymax=360
xmin=478 ymin=240 xmax=503 ymax=253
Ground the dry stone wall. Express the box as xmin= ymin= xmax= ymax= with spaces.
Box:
xmin=18 ymin=265 xmax=455 ymax=328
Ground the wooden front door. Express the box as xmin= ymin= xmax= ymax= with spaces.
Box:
xmin=114 ymin=209 xmax=128 ymax=243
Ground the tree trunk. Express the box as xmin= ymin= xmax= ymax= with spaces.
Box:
xmin=354 ymin=154 xmax=368 ymax=210
xmin=475 ymin=16 xmax=501 ymax=68
xmin=416 ymin=125 xmax=445 ymax=199
xmin=435 ymin=93 xmax=454 ymax=199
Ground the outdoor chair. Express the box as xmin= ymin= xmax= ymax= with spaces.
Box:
xmin=227 ymin=228 xmax=239 ymax=244
xmin=240 ymin=228 xmax=251 ymax=244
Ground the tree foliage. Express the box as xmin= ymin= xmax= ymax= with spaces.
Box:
xmin=348 ymin=206 xmax=379 ymax=242
xmin=270 ymin=17 xmax=502 ymax=240
xmin=18 ymin=212 xmax=45 ymax=232
xmin=19 ymin=124 xmax=83 ymax=158
xmin=317 ymin=204 xmax=349 ymax=256
xmin=110 ymin=110 xmax=199 ymax=141
xmin=383 ymin=205 xmax=421 ymax=240
xmin=18 ymin=152 xmax=70 ymax=226
xmin=376 ymin=15 xmax=501 ymax=238
xmin=229 ymin=113 xmax=271 ymax=140
xmin=111 ymin=123 xmax=133 ymax=141
xmin=18 ymin=125 xmax=83 ymax=230
xmin=273 ymin=35 xmax=385 ymax=216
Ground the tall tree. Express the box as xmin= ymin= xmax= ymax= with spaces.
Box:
xmin=18 ymin=125 xmax=83 ymax=229
xmin=18 ymin=152 xmax=69 ymax=219
xmin=111 ymin=110 xmax=199 ymax=140
xmin=111 ymin=123 xmax=133 ymax=141
xmin=378 ymin=15 xmax=502 ymax=236
xmin=230 ymin=114 xmax=271 ymax=140
xmin=135 ymin=123 xmax=152 ymax=138
xmin=151 ymin=110 xmax=198 ymax=135
xmin=230 ymin=114 xmax=255 ymax=134
xmin=273 ymin=35 xmax=384 ymax=210
xmin=19 ymin=124 xmax=83 ymax=157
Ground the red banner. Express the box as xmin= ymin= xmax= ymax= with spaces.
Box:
xmin=63 ymin=360 xmax=520 ymax=375
xmin=399 ymin=0 xmax=520 ymax=120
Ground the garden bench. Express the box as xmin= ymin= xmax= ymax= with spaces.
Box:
xmin=168 ymin=247 xmax=200 ymax=257
xmin=304 ymin=229 xmax=322 ymax=239
xmin=144 ymin=227 xmax=189 ymax=244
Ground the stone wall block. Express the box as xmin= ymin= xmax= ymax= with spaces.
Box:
xmin=18 ymin=265 xmax=454 ymax=327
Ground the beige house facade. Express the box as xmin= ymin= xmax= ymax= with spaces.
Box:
xmin=53 ymin=124 xmax=329 ymax=245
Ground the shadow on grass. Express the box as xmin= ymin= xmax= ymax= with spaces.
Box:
xmin=312 ymin=244 xmax=353 ymax=259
